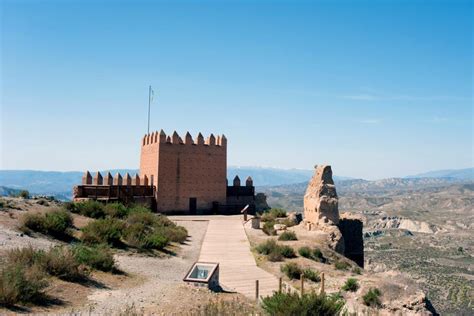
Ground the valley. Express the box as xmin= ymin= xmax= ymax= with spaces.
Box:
xmin=260 ymin=178 xmax=474 ymax=314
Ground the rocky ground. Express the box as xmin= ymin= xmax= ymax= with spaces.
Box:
xmin=0 ymin=198 xmax=253 ymax=315
xmin=259 ymin=181 xmax=474 ymax=314
xmin=245 ymin=220 xmax=432 ymax=315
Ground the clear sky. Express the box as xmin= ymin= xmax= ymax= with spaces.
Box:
xmin=1 ymin=0 xmax=472 ymax=179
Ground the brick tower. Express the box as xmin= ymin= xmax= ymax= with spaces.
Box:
xmin=139 ymin=129 xmax=227 ymax=214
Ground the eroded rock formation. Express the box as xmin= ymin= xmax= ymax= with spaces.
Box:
xmin=304 ymin=165 xmax=364 ymax=266
xmin=304 ymin=165 xmax=339 ymax=225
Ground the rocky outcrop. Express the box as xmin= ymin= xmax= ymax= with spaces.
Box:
xmin=304 ymin=165 xmax=339 ymax=225
xmin=255 ymin=193 xmax=270 ymax=211
xmin=371 ymin=216 xmax=441 ymax=234
xmin=303 ymin=165 xmax=344 ymax=254
xmin=303 ymin=165 xmax=364 ymax=267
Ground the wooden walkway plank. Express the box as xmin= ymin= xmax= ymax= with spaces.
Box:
xmin=196 ymin=216 xmax=279 ymax=299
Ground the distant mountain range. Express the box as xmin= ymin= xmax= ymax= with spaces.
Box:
xmin=0 ymin=167 xmax=472 ymax=200
xmin=406 ymin=168 xmax=474 ymax=180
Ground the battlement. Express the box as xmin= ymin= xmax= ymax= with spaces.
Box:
xmin=81 ymin=171 xmax=151 ymax=187
xmin=141 ymin=129 xmax=227 ymax=147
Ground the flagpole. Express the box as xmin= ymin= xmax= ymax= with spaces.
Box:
xmin=147 ymin=85 xmax=151 ymax=134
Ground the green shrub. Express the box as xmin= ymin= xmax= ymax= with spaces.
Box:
xmin=0 ymin=264 xmax=48 ymax=306
xmin=262 ymin=220 xmax=277 ymax=236
xmin=281 ymin=262 xmax=302 ymax=280
xmin=63 ymin=201 xmax=76 ymax=212
xmin=312 ymin=248 xmax=327 ymax=263
xmin=334 ymin=260 xmax=351 ymax=270
xmin=267 ymin=250 xmax=284 ymax=262
xmin=261 ymin=291 xmax=344 ymax=316
xmin=127 ymin=211 xmax=156 ymax=227
xmin=144 ymin=233 xmax=168 ymax=250
xmin=73 ymin=244 xmax=115 ymax=272
xmin=363 ymin=288 xmax=382 ymax=307
xmin=155 ymin=225 xmax=187 ymax=243
xmin=21 ymin=209 xmax=73 ymax=238
xmin=128 ymin=205 xmax=152 ymax=215
xmin=278 ymin=231 xmax=297 ymax=241
xmin=352 ymin=266 xmax=362 ymax=275
xmin=43 ymin=247 xmax=88 ymax=281
xmin=74 ymin=200 xmax=106 ymax=218
xmin=124 ymin=222 xmax=170 ymax=250
xmin=124 ymin=222 xmax=150 ymax=249
xmin=19 ymin=190 xmax=30 ymax=199
xmin=282 ymin=217 xmax=297 ymax=227
xmin=4 ymin=246 xmax=90 ymax=282
xmin=270 ymin=208 xmax=287 ymax=218
xmin=298 ymin=246 xmax=312 ymax=258
xmin=81 ymin=218 xmax=125 ymax=246
xmin=302 ymin=268 xmax=320 ymax=282
xmin=279 ymin=245 xmax=296 ymax=258
xmin=6 ymin=246 xmax=45 ymax=267
xmin=260 ymin=208 xmax=287 ymax=222
xmin=256 ymin=240 xmax=279 ymax=255
xmin=123 ymin=212 xmax=185 ymax=250
xmin=342 ymin=278 xmax=359 ymax=292
xmin=43 ymin=209 xmax=73 ymax=234
xmin=104 ymin=203 xmax=128 ymax=218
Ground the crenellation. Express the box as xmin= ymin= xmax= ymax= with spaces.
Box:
xmin=132 ymin=174 xmax=140 ymax=185
xmin=82 ymin=171 xmax=92 ymax=185
xmin=123 ymin=173 xmax=132 ymax=186
xmin=196 ymin=133 xmax=204 ymax=145
xmin=246 ymin=176 xmax=253 ymax=187
xmin=159 ymin=129 xmax=167 ymax=143
xmin=113 ymin=173 xmax=123 ymax=185
xmin=104 ymin=172 xmax=113 ymax=185
xmin=93 ymin=171 xmax=103 ymax=185
xmin=172 ymin=131 xmax=180 ymax=144
xmin=185 ymin=132 xmax=194 ymax=145
xmin=142 ymin=174 xmax=148 ymax=186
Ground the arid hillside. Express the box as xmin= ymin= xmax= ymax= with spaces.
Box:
xmin=259 ymin=179 xmax=474 ymax=314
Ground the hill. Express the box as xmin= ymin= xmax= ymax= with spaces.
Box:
xmin=407 ymin=167 xmax=473 ymax=180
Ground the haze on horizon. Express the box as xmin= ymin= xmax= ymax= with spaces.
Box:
xmin=1 ymin=0 xmax=472 ymax=180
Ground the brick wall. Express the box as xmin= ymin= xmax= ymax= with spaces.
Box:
xmin=140 ymin=130 xmax=227 ymax=213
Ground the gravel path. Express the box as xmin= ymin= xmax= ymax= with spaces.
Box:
xmin=79 ymin=220 xmax=209 ymax=314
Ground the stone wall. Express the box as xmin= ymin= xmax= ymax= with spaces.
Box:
xmin=140 ymin=130 xmax=227 ymax=213
xmin=338 ymin=214 xmax=364 ymax=267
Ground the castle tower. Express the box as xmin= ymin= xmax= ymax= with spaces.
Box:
xmin=140 ymin=130 xmax=227 ymax=213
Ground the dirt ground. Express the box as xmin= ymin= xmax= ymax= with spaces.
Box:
xmin=0 ymin=199 xmax=254 ymax=315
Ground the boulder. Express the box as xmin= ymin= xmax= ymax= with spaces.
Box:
xmin=273 ymin=224 xmax=287 ymax=231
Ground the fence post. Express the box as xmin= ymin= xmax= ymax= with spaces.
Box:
xmin=255 ymin=280 xmax=259 ymax=301
xmin=301 ymin=275 xmax=305 ymax=296
xmin=319 ymin=272 xmax=325 ymax=295
xmin=279 ymin=277 xmax=282 ymax=293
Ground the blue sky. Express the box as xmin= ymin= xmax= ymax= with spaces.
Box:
xmin=1 ymin=0 xmax=472 ymax=179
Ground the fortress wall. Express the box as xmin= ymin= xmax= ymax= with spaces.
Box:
xmin=140 ymin=130 xmax=227 ymax=213
xmin=140 ymin=132 xmax=160 ymax=187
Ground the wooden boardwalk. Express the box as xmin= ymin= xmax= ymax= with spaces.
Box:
xmin=196 ymin=215 xmax=279 ymax=299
